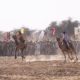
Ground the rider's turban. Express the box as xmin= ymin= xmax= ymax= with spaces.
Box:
xmin=20 ymin=28 xmax=25 ymax=34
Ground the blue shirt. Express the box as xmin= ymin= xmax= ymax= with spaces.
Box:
xmin=61 ymin=33 xmax=69 ymax=41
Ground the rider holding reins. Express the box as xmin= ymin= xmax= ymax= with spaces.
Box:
xmin=16 ymin=31 xmax=25 ymax=43
xmin=61 ymin=31 xmax=71 ymax=47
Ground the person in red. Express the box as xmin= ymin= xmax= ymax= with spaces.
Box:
xmin=3 ymin=32 xmax=10 ymax=42
xmin=51 ymin=27 xmax=56 ymax=36
xmin=51 ymin=27 xmax=56 ymax=47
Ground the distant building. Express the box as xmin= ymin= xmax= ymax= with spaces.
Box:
xmin=74 ymin=27 xmax=80 ymax=40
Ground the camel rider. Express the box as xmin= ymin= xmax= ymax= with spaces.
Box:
xmin=16 ymin=31 xmax=25 ymax=43
xmin=61 ymin=31 xmax=71 ymax=47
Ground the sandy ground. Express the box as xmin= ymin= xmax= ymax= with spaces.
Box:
xmin=0 ymin=56 xmax=80 ymax=80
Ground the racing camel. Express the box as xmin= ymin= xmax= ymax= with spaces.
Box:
xmin=12 ymin=31 xmax=27 ymax=60
xmin=56 ymin=37 xmax=78 ymax=63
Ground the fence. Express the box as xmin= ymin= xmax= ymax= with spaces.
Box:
xmin=0 ymin=41 xmax=57 ymax=56
xmin=0 ymin=40 xmax=80 ymax=56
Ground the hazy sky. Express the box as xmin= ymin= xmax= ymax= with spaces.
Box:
xmin=0 ymin=0 xmax=80 ymax=31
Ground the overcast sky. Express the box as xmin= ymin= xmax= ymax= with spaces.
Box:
xmin=0 ymin=0 xmax=80 ymax=31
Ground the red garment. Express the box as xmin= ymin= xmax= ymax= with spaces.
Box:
xmin=3 ymin=32 xmax=10 ymax=42
xmin=51 ymin=28 xmax=56 ymax=35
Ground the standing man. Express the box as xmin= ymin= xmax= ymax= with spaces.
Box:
xmin=3 ymin=32 xmax=10 ymax=42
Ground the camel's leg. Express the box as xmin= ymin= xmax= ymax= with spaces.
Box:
xmin=69 ymin=43 xmax=78 ymax=62
xmin=73 ymin=50 xmax=78 ymax=62
xmin=21 ymin=49 xmax=25 ymax=61
xmin=21 ymin=49 xmax=23 ymax=60
xmin=69 ymin=49 xmax=78 ymax=62
xmin=67 ymin=51 xmax=74 ymax=61
xmin=62 ymin=51 xmax=67 ymax=63
xmin=15 ymin=48 xmax=18 ymax=59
